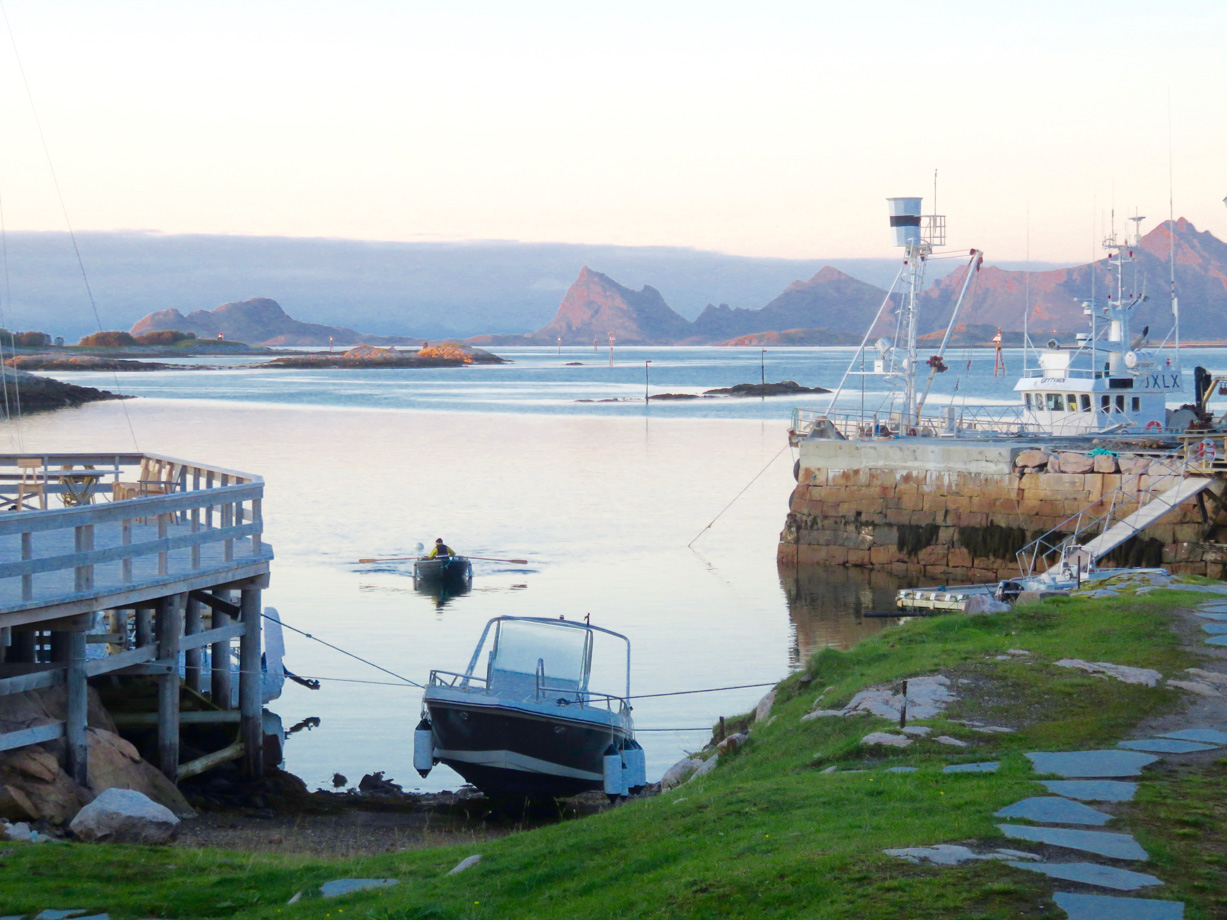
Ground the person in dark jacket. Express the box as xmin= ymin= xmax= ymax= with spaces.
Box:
xmin=428 ymin=538 xmax=453 ymax=559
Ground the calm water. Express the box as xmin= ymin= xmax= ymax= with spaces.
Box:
xmin=8 ymin=344 xmax=1226 ymax=790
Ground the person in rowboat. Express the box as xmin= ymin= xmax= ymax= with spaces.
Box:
xmin=428 ymin=538 xmax=454 ymax=559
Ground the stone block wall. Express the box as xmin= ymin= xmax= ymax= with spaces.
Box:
xmin=777 ymin=446 xmax=1227 ymax=581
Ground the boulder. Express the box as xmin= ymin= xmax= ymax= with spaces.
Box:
xmin=1092 ymin=454 xmax=1119 ymax=474
xmin=0 ymin=784 xmax=37 ymax=821
xmin=1014 ymin=449 xmax=1051 ymax=470
xmin=1056 ymin=452 xmax=1095 ymax=474
xmin=69 ymin=787 xmax=179 ymax=844
xmin=85 ymin=729 xmax=195 ymax=818
xmin=660 ymin=757 xmax=703 ymax=790
xmin=717 ymin=732 xmax=749 ymax=754
xmin=754 ymin=689 xmax=777 ymax=723
xmin=963 ymin=594 xmax=1010 ymax=615
xmin=688 ymin=754 xmax=720 ymax=781
xmin=0 ymin=747 xmax=88 ymax=825
xmin=801 ymin=709 xmax=846 ymax=722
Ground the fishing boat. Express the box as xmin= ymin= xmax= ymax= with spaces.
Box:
xmin=412 ymin=553 xmax=473 ymax=588
xmin=414 ymin=615 xmax=645 ymax=799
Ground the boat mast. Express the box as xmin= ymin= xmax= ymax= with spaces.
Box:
xmin=886 ymin=196 xmax=942 ymax=428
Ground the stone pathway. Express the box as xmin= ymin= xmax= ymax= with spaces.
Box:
xmin=882 ymin=594 xmax=1227 ymax=917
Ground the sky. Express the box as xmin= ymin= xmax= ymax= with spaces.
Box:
xmin=0 ymin=1 xmax=1223 ymax=263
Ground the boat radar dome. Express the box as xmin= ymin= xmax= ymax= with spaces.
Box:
xmin=887 ymin=197 xmax=923 ymax=248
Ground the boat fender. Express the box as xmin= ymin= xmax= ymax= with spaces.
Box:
xmin=413 ymin=717 xmax=435 ymax=778
xmin=622 ymin=738 xmax=647 ymax=793
xmin=603 ymin=744 xmax=624 ymax=797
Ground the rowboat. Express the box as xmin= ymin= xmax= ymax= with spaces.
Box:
xmin=415 ymin=615 xmax=645 ymax=799
xmin=412 ymin=554 xmax=472 ymax=588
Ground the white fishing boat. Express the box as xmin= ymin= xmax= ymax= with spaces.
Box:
xmin=1015 ymin=216 xmax=1184 ymax=435
xmin=415 ymin=615 xmax=645 ymax=799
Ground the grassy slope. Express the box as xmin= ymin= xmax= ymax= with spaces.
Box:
xmin=3 ymin=590 xmax=1221 ymax=920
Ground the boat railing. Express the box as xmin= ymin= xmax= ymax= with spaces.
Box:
xmin=790 ymin=405 xmax=1028 ymax=444
xmin=429 ymin=667 xmax=628 ymax=715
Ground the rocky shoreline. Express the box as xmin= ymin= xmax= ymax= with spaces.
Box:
xmin=0 ymin=366 xmax=125 ymax=414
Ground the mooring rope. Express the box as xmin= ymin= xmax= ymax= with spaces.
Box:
xmin=268 ymin=615 xmax=424 ymax=688
xmin=687 ymin=445 xmax=788 ymax=547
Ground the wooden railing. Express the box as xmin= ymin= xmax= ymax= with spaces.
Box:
xmin=0 ymin=453 xmax=270 ymax=616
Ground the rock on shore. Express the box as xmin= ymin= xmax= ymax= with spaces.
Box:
xmin=0 ymin=366 xmax=124 ymax=415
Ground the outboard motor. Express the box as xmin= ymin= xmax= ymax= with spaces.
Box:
xmin=413 ymin=717 xmax=435 ymax=778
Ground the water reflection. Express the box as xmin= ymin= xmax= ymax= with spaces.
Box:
xmin=779 ymin=564 xmax=908 ymax=668
xmin=414 ymin=578 xmax=473 ymax=609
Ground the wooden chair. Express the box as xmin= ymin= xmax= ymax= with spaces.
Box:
xmin=15 ymin=458 xmax=47 ymax=511
xmin=113 ymin=458 xmax=181 ymax=502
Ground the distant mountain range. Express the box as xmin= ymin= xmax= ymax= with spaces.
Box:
xmin=9 ymin=230 xmax=1067 ymax=343
xmin=473 ymin=218 xmax=1227 ymax=346
xmin=115 ymin=219 xmax=1227 ymax=347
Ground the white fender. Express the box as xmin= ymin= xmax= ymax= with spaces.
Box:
xmin=622 ymin=739 xmax=646 ymax=792
xmin=414 ymin=718 xmax=434 ymax=777
xmin=603 ymin=745 xmax=623 ymax=797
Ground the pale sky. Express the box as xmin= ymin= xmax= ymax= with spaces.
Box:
xmin=0 ymin=0 xmax=1222 ymax=262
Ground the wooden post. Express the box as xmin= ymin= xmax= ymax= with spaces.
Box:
xmin=210 ymin=590 xmax=233 ymax=708
xmin=66 ymin=629 xmax=88 ymax=786
xmin=155 ymin=594 xmax=183 ymax=781
xmin=239 ymin=586 xmax=264 ymax=778
xmin=184 ymin=593 xmax=203 ymax=694
xmin=135 ymin=606 xmax=153 ymax=649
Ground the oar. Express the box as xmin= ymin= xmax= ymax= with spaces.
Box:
xmin=355 ymin=556 xmax=530 ymax=565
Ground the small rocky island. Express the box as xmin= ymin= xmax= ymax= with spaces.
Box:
xmin=260 ymin=343 xmax=506 ymax=368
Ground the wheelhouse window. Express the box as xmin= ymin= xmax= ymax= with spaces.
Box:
xmin=1066 ymin=394 xmax=1077 ymax=411
xmin=1081 ymin=395 xmax=1091 ymax=412
xmin=1101 ymin=395 xmax=1111 ymax=412
xmin=1024 ymin=393 xmax=1033 ymax=408
xmin=1131 ymin=397 xmax=1140 ymax=412
xmin=1116 ymin=394 xmax=1125 ymax=412
xmin=1046 ymin=393 xmax=1064 ymax=411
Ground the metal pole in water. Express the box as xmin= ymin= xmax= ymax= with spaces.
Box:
xmin=761 ymin=348 xmax=765 ymax=385
xmin=644 ymin=359 xmax=652 ymax=403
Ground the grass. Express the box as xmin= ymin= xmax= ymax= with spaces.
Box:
xmin=0 ymin=588 xmax=1215 ymax=919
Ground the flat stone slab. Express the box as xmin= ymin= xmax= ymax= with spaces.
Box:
xmin=319 ymin=879 xmax=400 ymax=898
xmin=1042 ymin=780 xmax=1137 ymax=802
xmin=886 ymin=766 xmax=917 ymax=773
xmin=943 ymin=761 xmax=999 ymax=773
xmin=1205 ymin=635 xmax=1227 ymax=647
xmin=34 ymin=913 xmax=89 ymax=920
xmin=1055 ymin=660 xmax=1161 ymax=686
xmin=1118 ymin=739 xmax=1218 ymax=754
xmin=1053 ymin=892 xmax=1184 ymax=919
xmin=861 ymin=731 xmax=912 ymax=748
xmin=1026 ymin=750 xmax=1158 ymax=777
xmin=1193 ymin=611 xmax=1227 ymax=621
xmin=884 ymin=844 xmax=1039 ymax=865
xmin=1200 ymin=622 xmax=1227 ymax=634
xmin=995 ymin=796 xmax=1113 ymax=825
xmin=1006 ymin=860 xmax=1161 ymax=891
xmin=1158 ymin=728 xmax=1227 ymax=744
xmin=998 ymin=824 xmax=1148 ymax=860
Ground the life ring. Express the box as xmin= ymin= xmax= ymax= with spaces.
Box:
xmin=907 ymin=427 xmax=918 ymax=437
xmin=1145 ymin=420 xmax=1162 ymax=432
xmin=1193 ymin=439 xmax=1216 ymax=462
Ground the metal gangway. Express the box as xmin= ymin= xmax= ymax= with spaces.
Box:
xmin=1016 ymin=437 xmax=1226 ymax=584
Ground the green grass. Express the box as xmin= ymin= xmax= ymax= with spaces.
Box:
xmin=0 ymin=589 xmax=1214 ymax=919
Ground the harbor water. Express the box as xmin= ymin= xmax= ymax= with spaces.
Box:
xmin=8 ymin=344 xmax=1227 ymax=790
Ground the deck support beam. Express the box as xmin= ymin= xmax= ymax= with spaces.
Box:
xmin=155 ymin=594 xmax=183 ymax=780
xmin=183 ymin=593 xmax=203 ymax=694
xmin=210 ymin=590 xmax=232 ymax=708
xmin=65 ymin=629 xmax=88 ymax=785
xmin=239 ymin=587 xmax=263 ymax=778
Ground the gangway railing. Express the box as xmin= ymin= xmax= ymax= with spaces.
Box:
xmin=1015 ymin=440 xmax=1225 ymax=579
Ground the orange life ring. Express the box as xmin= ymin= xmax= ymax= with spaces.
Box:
xmin=1145 ymin=420 xmax=1162 ymax=432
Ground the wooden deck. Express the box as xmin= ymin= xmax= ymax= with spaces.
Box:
xmin=0 ymin=452 xmax=274 ymax=785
